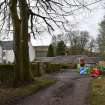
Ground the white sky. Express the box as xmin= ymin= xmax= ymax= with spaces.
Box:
xmin=0 ymin=0 xmax=105 ymax=46
xmin=78 ymin=7 xmax=105 ymax=38
xmin=31 ymin=32 xmax=52 ymax=46
xmin=32 ymin=7 xmax=105 ymax=46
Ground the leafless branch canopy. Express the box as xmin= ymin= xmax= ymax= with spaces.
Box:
xmin=0 ymin=0 xmax=104 ymax=37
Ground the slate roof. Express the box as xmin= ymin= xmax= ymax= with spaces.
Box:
xmin=0 ymin=41 xmax=13 ymax=50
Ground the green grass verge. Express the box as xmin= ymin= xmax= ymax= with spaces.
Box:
xmin=0 ymin=79 xmax=56 ymax=105
xmin=90 ymin=77 xmax=105 ymax=105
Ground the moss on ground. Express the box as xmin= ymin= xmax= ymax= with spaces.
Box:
xmin=90 ymin=77 xmax=105 ymax=105
xmin=0 ymin=79 xmax=56 ymax=105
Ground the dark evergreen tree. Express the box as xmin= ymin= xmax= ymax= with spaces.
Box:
xmin=47 ymin=44 xmax=54 ymax=57
xmin=56 ymin=41 xmax=66 ymax=56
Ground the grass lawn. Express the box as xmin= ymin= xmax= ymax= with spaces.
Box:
xmin=90 ymin=77 xmax=105 ymax=105
xmin=0 ymin=78 xmax=56 ymax=105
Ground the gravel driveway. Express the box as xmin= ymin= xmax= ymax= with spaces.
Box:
xmin=13 ymin=70 xmax=91 ymax=105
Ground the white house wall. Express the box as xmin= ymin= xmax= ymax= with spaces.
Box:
xmin=0 ymin=46 xmax=2 ymax=63
xmin=1 ymin=42 xmax=35 ymax=63
xmin=6 ymin=45 xmax=35 ymax=63
xmin=6 ymin=50 xmax=14 ymax=63
xmin=28 ymin=42 xmax=35 ymax=61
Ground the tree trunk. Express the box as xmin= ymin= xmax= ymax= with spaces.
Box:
xmin=19 ymin=0 xmax=33 ymax=82
xmin=9 ymin=0 xmax=33 ymax=86
xmin=9 ymin=0 xmax=23 ymax=85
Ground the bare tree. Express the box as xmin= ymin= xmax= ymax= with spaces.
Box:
xmin=66 ymin=30 xmax=90 ymax=55
xmin=66 ymin=31 xmax=79 ymax=47
xmin=78 ymin=31 xmax=89 ymax=53
xmin=97 ymin=16 xmax=105 ymax=56
xmin=0 ymin=0 xmax=104 ymax=85
xmin=88 ymin=38 xmax=96 ymax=52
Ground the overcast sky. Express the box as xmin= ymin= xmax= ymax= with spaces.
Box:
xmin=32 ymin=5 xmax=105 ymax=46
xmin=0 ymin=0 xmax=105 ymax=46
xmin=65 ymin=1 xmax=105 ymax=38
xmin=78 ymin=7 xmax=105 ymax=38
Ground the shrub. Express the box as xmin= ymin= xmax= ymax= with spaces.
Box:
xmin=47 ymin=44 xmax=55 ymax=57
xmin=60 ymin=63 xmax=70 ymax=69
xmin=69 ymin=63 xmax=77 ymax=69
xmin=60 ymin=63 xmax=77 ymax=69
xmin=56 ymin=40 xmax=66 ymax=56
xmin=46 ymin=63 xmax=61 ymax=73
xmin=0 ymin=62 xmax=42 ymax=85
xmin=0 ymin=64 xmax=14 ymax=70
xmin=0 ymin=64 xmax=14 ymax=85
xmin=31 ymin=62 xmax=41 ymax=77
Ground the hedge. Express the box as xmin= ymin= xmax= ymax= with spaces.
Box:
xmin=0 ymin=62 xmax=77 ymax=85
xmin=0 ymin=64 xmax=14 ymax=85
xmin=31 ymin=62 xmax=41 ymax=77
xmin=0 ymin=63 xmax=42 ymax=85
xmin=45 ymin=63 xmax=61 ymax=73
xmin=60 ymin=63 xmax=77 ymax=69
xmin=69 ymin=63 xmax=77 ymax=69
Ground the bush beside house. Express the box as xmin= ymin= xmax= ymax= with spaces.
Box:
xmin=47 ymin=44 xmax=55 ymax=57
xmin=0 ymin=61 xmax=77 ymax=85
xmin=60 ymin=63 xmax=77 ymax=69
xmin=0 ymin=64 xmax=14 ymax=85
xmin=56 ymin=41 xmax=66 ymax=56
xmin=45 ymin=63 xmax=61 ymax=73
xmin=31 ymin=62 xmax=41 ymax=77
